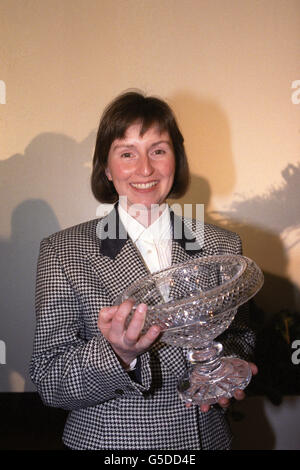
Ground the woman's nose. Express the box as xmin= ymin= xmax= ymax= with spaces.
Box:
xmin=137 ymin=154 xmax=154 ymax=176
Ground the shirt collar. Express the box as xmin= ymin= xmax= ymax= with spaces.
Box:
xmin=118 ymin=203 xmax=172 ymax=244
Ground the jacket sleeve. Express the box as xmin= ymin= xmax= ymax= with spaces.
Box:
xmin=218 ymin=233 xmax=256 ymax=362
xmin=29 ymin=237 xmax=152 ymax=411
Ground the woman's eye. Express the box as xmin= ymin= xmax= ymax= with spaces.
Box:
xmin=121 ymin=152 xmax=133 ymax=158
xmin=153 ymin=149 xmax=165 ymax=155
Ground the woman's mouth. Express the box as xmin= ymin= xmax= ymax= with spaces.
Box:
xmin=130 ymin=181 xmax=158 ymax=189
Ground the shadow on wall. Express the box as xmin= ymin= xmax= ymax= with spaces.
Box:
xmin=183 ymin=165 xmax=300 ymax=316
xmin=214 ymin=162 xmax=300 ymax=315
xmin=207 ymin=163 xmax=300 ymax=405
xmin=0 ymin=130 xmax=98 ymax=392
xmin=0 ymin=201 xmax=60 ymax=392
xmin=170 ymin=91 xmax=236 ymax=197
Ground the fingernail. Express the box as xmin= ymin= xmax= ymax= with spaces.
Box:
xmin=137 ymin=303 xmax=147 ymax=313
xmin=151 ymin=326 xmax=160 ymax=336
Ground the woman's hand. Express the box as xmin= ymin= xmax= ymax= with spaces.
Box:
xmin=186 ymin=362 xmax=258 ymax=412
xmin=98 ymin=300 xmax=161 ymax=369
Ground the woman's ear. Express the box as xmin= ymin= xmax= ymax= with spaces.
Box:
xmin=105 ymin=167 xmax=112 ymax=181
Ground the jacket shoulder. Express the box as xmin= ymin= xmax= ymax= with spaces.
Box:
xmin=41 ymin=218 xmax=101 ymax=253
xmin=203 ymin=223 xmax=242 ymax=255
xmin=174 ymin=212 xmax=243 ymax=255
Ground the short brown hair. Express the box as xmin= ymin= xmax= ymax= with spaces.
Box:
xmin=91 ymin=91 xmax=190 ymax=203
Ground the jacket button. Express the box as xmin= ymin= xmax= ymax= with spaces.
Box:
xmin=115 ymin=389 xmax=124 ymax=395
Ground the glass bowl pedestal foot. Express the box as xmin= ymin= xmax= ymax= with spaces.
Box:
xmin=177 ymin=342 xmax=252 ymax=406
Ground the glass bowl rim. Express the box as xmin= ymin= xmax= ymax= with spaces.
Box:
xmin=117 ymin=254 xmax=262 ymax=315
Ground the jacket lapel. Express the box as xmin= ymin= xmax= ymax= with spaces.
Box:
xmin=170 ymin=210 xmax=204 ymax=265
xmin=85 ymin=208 xmax=150 ymax=304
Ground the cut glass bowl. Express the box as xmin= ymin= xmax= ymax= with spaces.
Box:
xmin=117 ymin=254 xmax=264 ymax=405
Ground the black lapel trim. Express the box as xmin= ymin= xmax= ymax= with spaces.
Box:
xmin=170 ymin=210 xmax=203 ymax=256
xmin=97 ymin=203 xmax=128 ymax=259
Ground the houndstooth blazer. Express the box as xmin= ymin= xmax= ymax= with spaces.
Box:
xmin=30 ymin=206 xmax=255 ymax=450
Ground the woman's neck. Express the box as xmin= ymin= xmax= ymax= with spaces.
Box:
xmin=119 ymin=200 xmax=167 ymax=228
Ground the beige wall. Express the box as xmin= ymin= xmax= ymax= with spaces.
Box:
xmin=0 ymin=0 xmax=299 ymax=395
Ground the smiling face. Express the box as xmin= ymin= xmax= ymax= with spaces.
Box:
xmin=105 ymin=122 xmax=175 ymax=213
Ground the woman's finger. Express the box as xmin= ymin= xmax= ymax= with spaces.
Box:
xmin=200 ymin=404 xmax=210 ymax=413
xmin=124 ymin=303 xmax=147 ymax=345
xmin=218 ymin=397 xmax=231 ymax=408
xmin=110 ymin=299 xmax=134 ymax=339
xmin=249 ymin=362 xmax=258 ymax=375
xmin=136 ymin=324 xmax=161 ymax=350
xmin=233 ymin=389 xmax=245 ymax=400
xmin=98 ymin=305 xmax=118 ymax=330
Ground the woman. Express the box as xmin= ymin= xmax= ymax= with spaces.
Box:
xmin=30 ymin=91 xmax=257 ymax=450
